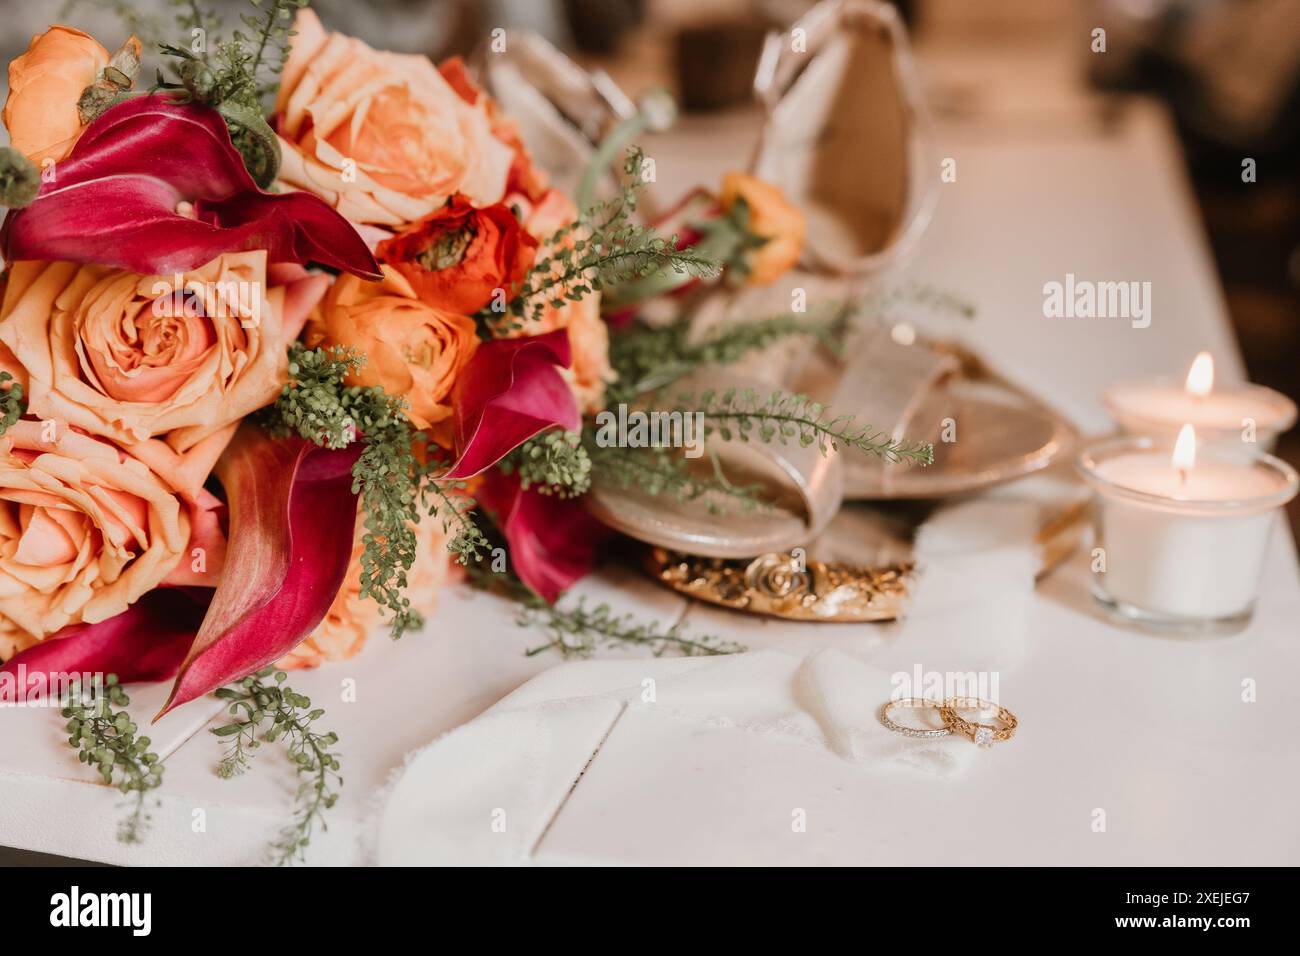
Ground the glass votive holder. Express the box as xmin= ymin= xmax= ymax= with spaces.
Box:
xmin=1077 ymin=435 xmax=1298 ymax=633
xmin=1104 ymin=376 xmax=1296 ymax=460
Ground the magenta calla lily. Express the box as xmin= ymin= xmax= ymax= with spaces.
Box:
xmin=477 ymin=470 xmax=610 ymax=603
xmin=157 ymin=425 xmax=362 ymax=718
xmin=444 ymin=329 xmax=581 ymax=479
xmin=2 ymin=95 xmax=381 ymax=279
xmin=0 ymin=427 xmax=363 ymax=712
xmin=0 ymin=589 xmax=210 ymax=702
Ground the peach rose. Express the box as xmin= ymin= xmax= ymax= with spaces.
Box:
xmin=0 ymin=252 xmax=326 ymax=499
xmin=303 ymin=267 xmax=478 ymax=431
xmin=720 ymin=172 xmax=805 ymax=285
xmin=278 ymin=515 xmax=453 ymax=670
xmin=274 ymin=8 xmax=513 ymax=229
xmin=438 ymin=56 xmax=549 ymax=203
xmin=510 ymin=189 xmax=614 ymax=412
xmin=0 ymin=420 xmax=215 ymax=657
xmin=562 ymin=294 xmax=614 ymax=413
xmin=2 ymin=26 xmax=125 ymax=167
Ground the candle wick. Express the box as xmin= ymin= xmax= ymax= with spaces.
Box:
xmin=1178 ymin=468 xmax=1188 ymax=489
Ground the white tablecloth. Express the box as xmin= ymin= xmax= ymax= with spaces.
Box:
xmin=3 ymin=94 xmax=1296 ymax=866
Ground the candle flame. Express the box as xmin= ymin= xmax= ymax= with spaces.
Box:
xmin=890 ymin=322 xmax=916 ymax=346
xmin=1185 ymin=351 xmax=1214 ymax=398
xmin=1172 ymin=423 xmax=1197 ymax=478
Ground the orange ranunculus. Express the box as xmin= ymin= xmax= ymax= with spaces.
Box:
xmin=507 ymin=189 xmax=614 ymax=413
xmin=274 ymin=9 xmax=514 ymax=229
xmin=0 ymin=420 xmax=223 ymax=656
xmin=720 ymin=172 xmax=805 ymax=285
xmin=303 ymin=267 xmax=479 ymax=431
xmin=3 ymin=26 xmax=139 ymax=167
xmin=376 ymin=195 xmax=538 ymax=314
xmin=0 ymin=252 xmax=327 ymax=499
xmin=278 ymin=514 xmax=453 ymax=670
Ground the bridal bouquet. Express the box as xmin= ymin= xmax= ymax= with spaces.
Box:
xmin=0 ymin=1 xmax=931 ymax=861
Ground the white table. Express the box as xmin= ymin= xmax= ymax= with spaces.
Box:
xmin=3 ymin=95 xmax=1297 ymax=866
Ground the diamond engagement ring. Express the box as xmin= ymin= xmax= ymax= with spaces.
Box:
xmin=939 ymin=698 xmax=1018 ymax=748
xmin=878 ymin=698 xmax=952 ymax=738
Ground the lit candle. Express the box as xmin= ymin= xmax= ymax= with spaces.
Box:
xmin=1104 ymin=352 xmax=1296 ymax=455
xmin=1077 ymin=427 xmax=1298 ymax=630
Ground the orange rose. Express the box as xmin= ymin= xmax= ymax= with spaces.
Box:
xmin=376 ymin=195 xmax=538 ymax=314
xmin=509 ymin=190 xmax=614 ymax=412
xmin=0 ymin=421 xmax=210 ymax=657
xmin=720 ymin=172 xmax=805 ymax=285
xmin=3 ymin=26 xmax=139 ymax=167
xmin=278 ymin=515 xmax=452 ymax=670
xmin=0 ymin=252 xmax=326 ymax=499
xmin=274 ymin=9 xmax=514 ymax=229
xmin=438 ymin=56 xmax=549 ymax=203
xmin=304 ymin=267 xmax=479 ymax=430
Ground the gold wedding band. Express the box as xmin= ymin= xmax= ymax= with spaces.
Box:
xmin=878 ymin=696 xmax=1019 ymax=748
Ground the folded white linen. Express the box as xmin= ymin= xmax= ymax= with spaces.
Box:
xmin=372 ymin=648 xmax=984 ymax=865
xmin=893 ymin=497 xmax=1042 ymax=672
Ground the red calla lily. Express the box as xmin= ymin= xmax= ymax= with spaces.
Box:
xmin=2 ymin=95 xmax=381 ymax=279
xmin=477 ymin=470 xmax=610 ymax=603
xmin=0 ymin=428 xmax=362 ymax=713
xmin=157 ymin=425 xmax=362 ymax=718
xmin=444 ymin=328 xmax=580 ymax=479
xmin=0 ymin=589 xmax=209 ymax=702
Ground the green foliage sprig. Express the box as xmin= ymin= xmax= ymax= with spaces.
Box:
xmin=213 ymin=668 xmax=341 ymax=866
xmin=264 ymin=344 xmax=423 ymax=638
xmin=240 ymin=0 xmax=307 ymax=103
xmin=148 ymin=0 xmax=305 ymax=186
xmin=607 ymin=301 xmax=854 ymax=404
xmin=426 ymin=477 xmax=492 ymax=564
xmin=675 ymin=387 xmax=935 ymax=465
xmin=464 ymin=560 xmax=742 ymax=658
xmin=862 ymin=279 xmax=978 ymax=322
xmin=61 ymin=675 xmax=163 ymax=844
xmin=0 ymin=372 xmax=25 ymax=435
xmin=159 ymin=0 xmax=305 ymax=107
xmin=266 ymin=344 xmax=495 ymax=631
xmin=480 ymin=149 xmax=721 ymax=336
xmin=585 ymin=441 xmax=769 ymax=512
xmin=62 ymin=0 xmax=166 ymax=49
xmin=522 ymin=596 xmax=743 ymax=658
xmin=500 ymin=429 xmax=593 ymax=497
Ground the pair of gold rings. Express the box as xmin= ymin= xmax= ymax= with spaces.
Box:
xmin=878 ymin=697 xmax=1018 ymax=748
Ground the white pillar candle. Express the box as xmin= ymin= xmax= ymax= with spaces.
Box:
xmin=1104 ymin=352 xmax=1296 ymax=455
xmin=1077 ymin=428 xmax=1298 ymax=629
